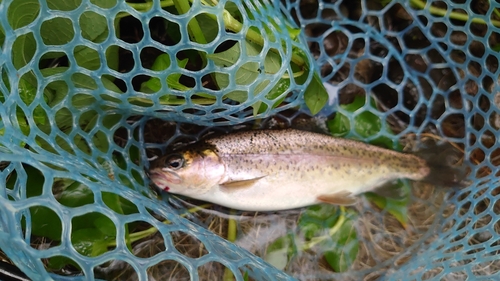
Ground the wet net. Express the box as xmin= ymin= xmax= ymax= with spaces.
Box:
xmin=0 ymin=0 xmax=499 ymax=280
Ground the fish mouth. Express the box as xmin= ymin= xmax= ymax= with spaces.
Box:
xmin=148 ymin=170 xmax=176 ymax=192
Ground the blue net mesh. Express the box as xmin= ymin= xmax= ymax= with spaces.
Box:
xmin=1 ymin=0 xmax=500 ymax=280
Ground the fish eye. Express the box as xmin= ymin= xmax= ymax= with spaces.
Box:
xmin=165 ymin=154 xmax=184 ymax=170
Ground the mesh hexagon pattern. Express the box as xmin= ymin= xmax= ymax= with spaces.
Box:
xmin=1 ymin=0 xmax=499 ymax=280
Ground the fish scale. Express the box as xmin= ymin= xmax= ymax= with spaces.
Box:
xmin=149 ymin=129 xmax=464 ymax=211
xmin=206 ymin=129 xmax=422 ymax=176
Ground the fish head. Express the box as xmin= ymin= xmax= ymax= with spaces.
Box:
xmin=148 ymin=147 xmax=225 ymax=197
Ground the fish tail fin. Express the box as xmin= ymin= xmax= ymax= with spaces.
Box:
xmin=415 ymin=144 xmax=469 ymax=188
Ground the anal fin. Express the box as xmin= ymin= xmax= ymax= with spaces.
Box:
xmin=317 ymin=190 xmax=357 ymax=206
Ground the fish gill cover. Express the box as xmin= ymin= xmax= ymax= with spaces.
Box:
xmin=0 ymin=0 xmax=499 ymax=280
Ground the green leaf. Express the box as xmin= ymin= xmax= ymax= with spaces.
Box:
xmin=141 ymin=54 xmax=190 ymax=93
xmin=208 ymin=41 xmax=243 ymax=67
xmin=166 ymin=58 xmax=189 ymax=91
xmin=261 ymin=25 xmax=276 ymax=43
xmin=21 ymin=166 xmax=63 ymax=241
xmin=23 ymin=164 xmax=44 ymax=197
xmin=225 ymin=90 xmax=248 ymax=103
xmin=235 ymin=61 xmax=260 ymax=85
xmin=208 ymin=41 xmax=261 ymax=67
xmin=11 ymin=33 xmax=36 ymax=71
xmin=74 ymin=45 xmax=101 ymax=70
xmin=41 ymin=69 xmax=122 ymax=113
xmin=7 ymin=0 xmax=38 ymax=85
xmin=333 ymin=94 xmax=385 ymax=129
xmin=104 ymin=192 xmax=136 ymax=251
xmin=47 ymin=256 xmax=80 ymax=271
xmin=27 ymin=206 xmax=63 ymax=241
xmin=253 ymin=77 xmax=291 ymax=114
xmin=90 ymin=0 xmax=117 ymax=9
xmin=102 ymin=191 xmax=126 ymax=215
xmin=263 ymin=48 xmax=282 ymax=74
xmin=328 ymin=95 xmax=397 ymax=149
xmin=105 ymin=40 xmax=119 ymax=71
xmin=44 ymin=80 xmax=69 ymax=109
xmin=40 ymin=66 xmax=68 ymax=77
xmin=40 ymin=17 xmax=75 ymax=46
xmin=323 ymin=217 xmax=359 ymax=272
xmin=250 ymin=47 xmax=287 ymax=114
xmin=0 ymin=69 xmax=10 ymax=101
xmin=265 ymin=233 xmax=297 ymax=270
xmin=163 ymin=18 xmax=182 ymax=44
xmin=83 ymin=114 xmax=121 ymax=153
xmin=209 ymin=41 xmax=286 ymax=106
xmin=101 ymin=75 xmax=124 ymax=94
xmin=285 ymin=25 xmax=301 ymax=40
xmin=304 ymin=72 xmax=328 ymax=115
xmin=327 ymin=109 xmax=350 ymax=137
xmin=18 ymin=78 xmax=48 ymax=126
xmin=291 ymin=47 xmax=327 ymax=115
xmin=94 ymin=216 xmax=117 ymax=236
xmin=151 ymin=53 xmax=172 ymax=71
xmin=46 ymin=0 xmax=82 ymax=11
xmin=7 ymin=0 xmax=40 ymax=30
xmin=15 ymin=107 xmax=30 ymax=137
xmin=224 ymin=2 xmax=242 ymax=22
xmin=194 ymin=13 xmax=219 ymax=43
xmin=0 ymin=24 xmax=5 ymax=47
xmin=56 ymin=180 xmax=94 ymax=208
xmin=71 ymin=228 xmax=110 ymax=257
xmin=364 ymin=181 xmax=411 ymax=228
xmin=79 ymin=11 xmax=108 ymax=42
xmin=298 ymin=204 xmax=340 ymax=240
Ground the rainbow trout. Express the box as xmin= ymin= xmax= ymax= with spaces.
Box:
xmin=148 ymin=129 xmax=464 ymax=211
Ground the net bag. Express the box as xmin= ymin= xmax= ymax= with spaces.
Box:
xmin=0 ymin=0 xmax=499 ymax=280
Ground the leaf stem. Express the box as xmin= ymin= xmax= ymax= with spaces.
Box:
xmin=221 ymin=10 xmax=305 ymax=66
xmin=300 ymin=206 xmax=346 ymax=250
xmin=223 ymin=210 xmax=237 ymax=281
xmin=128 ymin=96 xmax=217 ymax=106
xmin=409 ymin=0 xmax=500 ymax=27
xmin=173 ymin=0 xmax=208 ymax=44
xmin=106 ymin=204 xmax=211 ymax=247
xmin=227 ymin=211 xmax=237 ymax=242
xmin=488 ymin=0 xmax=500 ymax=19
xmin=127 ymin=0 xmax=174 ymax=10
xmin=119 ymin=0 xmax=174 ymax=19
xmin=329 ymin=206 xmax=346 ymax=236
xmin=124 ymin=0 xmax=307 ymax=67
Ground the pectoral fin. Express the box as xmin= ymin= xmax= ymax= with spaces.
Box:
xmin=317 ymin=190 xmax=357 ymax=206
xmin=220 ymin=176 xmax=266 ymax=192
